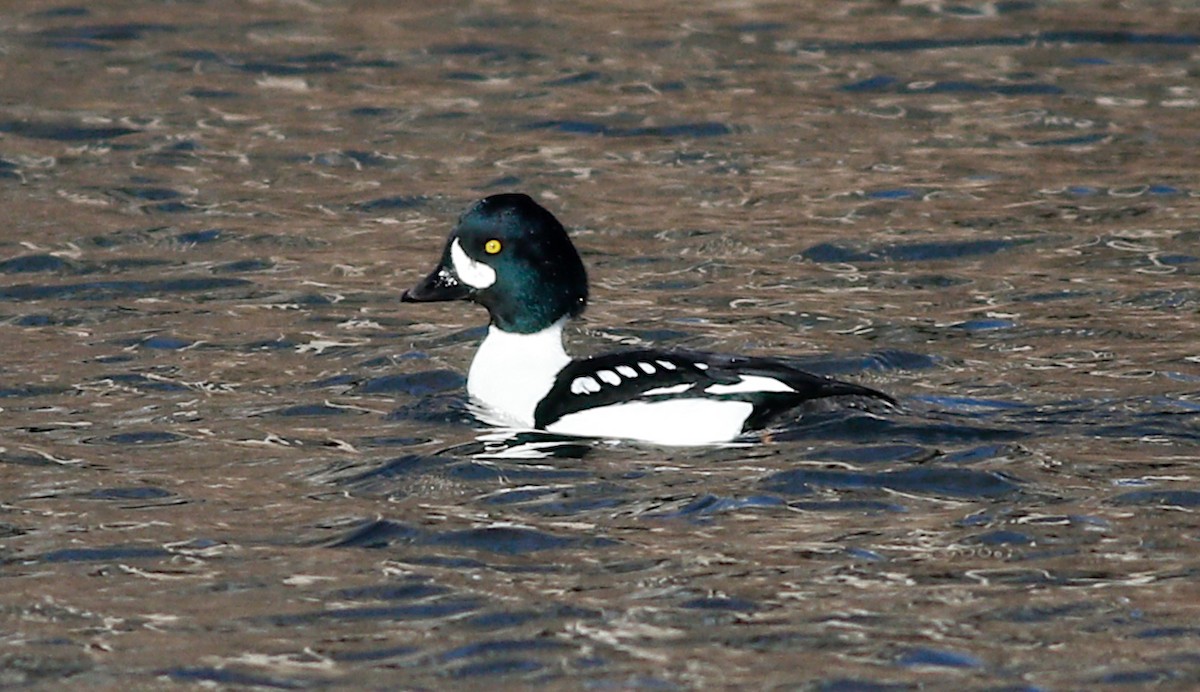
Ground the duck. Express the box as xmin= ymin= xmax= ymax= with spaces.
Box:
xmin=401 ymin=193 xmax=893 ymax=446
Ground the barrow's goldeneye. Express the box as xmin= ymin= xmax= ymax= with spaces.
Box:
xmin=401 ymin=193 xmax=893 ymax=445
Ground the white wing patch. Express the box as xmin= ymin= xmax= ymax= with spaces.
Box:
xmin=637 ymin=362 xmax=656 ymax=374
xmin=449 ymin=238 xmax=496 ymax=289
xmin=704 ymin=374 xmax=796 ymax=395
xmin=655 ymin=360 xmax=677 ymax=371
xmin=615 ymin=365 xmax=639 ymax=378
xmin=570 ymin=376 xmax=601 ymax=395
xmin=642 ymin=383 xmax=694 ymax=396
xmin=596 ymin=369 xmax=621 ymax=386
xmin=546 ymin=399 xmax=754 ymax=446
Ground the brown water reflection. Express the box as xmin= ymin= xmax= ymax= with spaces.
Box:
xmin=3 ymin=1 xmax=1200 ymax=689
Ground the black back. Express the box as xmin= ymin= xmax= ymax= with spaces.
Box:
xmin=533 ymin=348 xmax=893 ymax=432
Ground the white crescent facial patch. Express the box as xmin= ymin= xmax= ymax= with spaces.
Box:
xmin=450 ymin=238 xmax=497 ymax=290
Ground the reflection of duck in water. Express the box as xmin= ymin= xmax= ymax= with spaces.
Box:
xmin=403 ymin=193 xmax=893 ymax=446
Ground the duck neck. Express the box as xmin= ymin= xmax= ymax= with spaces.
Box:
xmin=467 ymin=318 xmax=571 ymax=428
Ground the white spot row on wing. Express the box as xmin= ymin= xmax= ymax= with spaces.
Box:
xmin=568 ymin=358 xmax=725 ymax=398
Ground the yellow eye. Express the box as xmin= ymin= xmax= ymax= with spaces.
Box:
xmin=484 ymin=239 xmax=502 ymax=255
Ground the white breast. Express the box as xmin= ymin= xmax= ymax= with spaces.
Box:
xmin=467 ymin=320 xmax=571 ymax=428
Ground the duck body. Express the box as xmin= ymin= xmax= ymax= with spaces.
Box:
xmin=402 ymin=193 xmax=892 ymax=446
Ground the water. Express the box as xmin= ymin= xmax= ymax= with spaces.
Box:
xmin=2 ymin=1 xmax=1199 ymax=688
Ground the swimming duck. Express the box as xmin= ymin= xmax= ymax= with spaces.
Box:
xmin=402 ymin=193 xmax=892 ymax=445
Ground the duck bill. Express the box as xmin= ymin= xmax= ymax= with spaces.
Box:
xmin=401 ymin=263 xmax=472 ymax=303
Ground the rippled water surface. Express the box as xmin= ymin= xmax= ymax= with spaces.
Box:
xmin=3 ymin=1 xmax=1200 ymax=688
